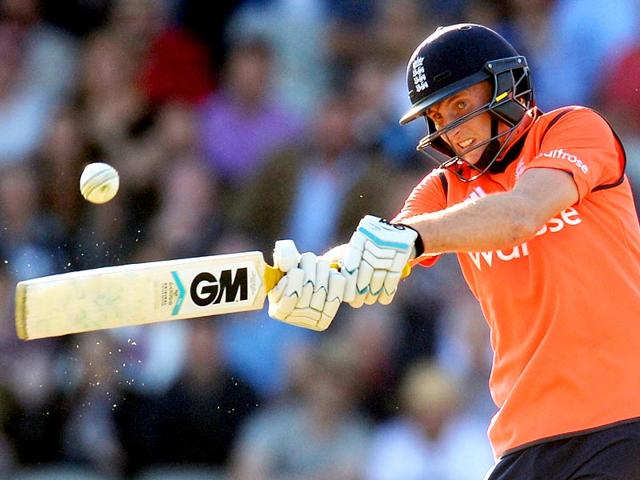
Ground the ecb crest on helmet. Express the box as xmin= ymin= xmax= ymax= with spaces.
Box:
xmin=412 ymin=56 xmax=428 ymax=92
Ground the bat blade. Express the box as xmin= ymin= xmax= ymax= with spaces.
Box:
xmin=15 ymin=251 xmax=284 ymax=340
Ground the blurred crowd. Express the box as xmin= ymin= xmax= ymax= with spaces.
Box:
xmin=0 ymin=0 xmax=638 ymax=479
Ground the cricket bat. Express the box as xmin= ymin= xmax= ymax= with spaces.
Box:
xmin=15 ymin=251 xmax=285 ymax=340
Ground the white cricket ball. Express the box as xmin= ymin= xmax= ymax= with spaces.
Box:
xmin=80 ymin=162 xmax=120 ymax=204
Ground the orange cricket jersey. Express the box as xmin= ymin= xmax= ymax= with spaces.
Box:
xmin=393 ymin=106 xmax=640 ymax=458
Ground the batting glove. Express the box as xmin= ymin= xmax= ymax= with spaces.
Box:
xmin=268 ymin=240 xmax=346 ymax=331
xmin=342 ymin=215 xmax=422 ymax=308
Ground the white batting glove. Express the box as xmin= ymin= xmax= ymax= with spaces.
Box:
xmin=268 ymin=240 xmax=346 ymax=331
xmin=342 ymin=215 xmax=420 ymax=308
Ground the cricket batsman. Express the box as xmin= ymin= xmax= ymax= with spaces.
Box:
xmin=268 ymin=23 xmax=640 ymax=479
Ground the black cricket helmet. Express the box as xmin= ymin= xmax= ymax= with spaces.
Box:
xmin=400 ymin=23 xmax=533 ymax=181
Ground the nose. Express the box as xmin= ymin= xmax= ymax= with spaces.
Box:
xmin=440 ymin=110 xmax=464 ymax=147
xmin=443 ymin=115 xmax=463 ymax=140
xmin=441 ymin=107 xmax=464 ymax=128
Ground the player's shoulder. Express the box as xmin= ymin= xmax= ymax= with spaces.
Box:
xmin=397 ymin=166 xmax=449 ymax=217
xmin=422 ymin=167 xmax=450 ymax=192
xmin=534 ymin=105 xmax=612 ymax=133
xmin=411 ymin=166 xmax=447 ymax=186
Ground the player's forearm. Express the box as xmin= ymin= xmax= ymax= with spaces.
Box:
xmin=400 ymin=191 xmax=539 ymax=254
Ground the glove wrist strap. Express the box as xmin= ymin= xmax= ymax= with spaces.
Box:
xmin=399 ymin=223 xmax=425 ymax=257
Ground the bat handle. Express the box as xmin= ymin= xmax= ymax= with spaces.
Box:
xmin=264 ymin=264 xmax=285 ymax=292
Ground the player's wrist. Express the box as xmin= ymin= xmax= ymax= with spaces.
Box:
xmin=395 ymin=222 xmax=424 ymax=257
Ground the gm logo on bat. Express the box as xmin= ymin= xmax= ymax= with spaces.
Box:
xmin=170 ymin=268 xmax=249 ymax=315
xmin=190 ymin=268 xmax=249 ymax=306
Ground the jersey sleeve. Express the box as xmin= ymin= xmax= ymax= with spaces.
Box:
xmin=392 ymin=169 xmax=448 ymax=267
xmin=524 ymin=108 xmax=625 ymax=203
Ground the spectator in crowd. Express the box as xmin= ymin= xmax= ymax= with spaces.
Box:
xmin=105 ymin=0 xmax=169 ymax=67
xmin=524 ymin=0 xmax=638 ymax=110
xmin=322 ymin=0 xmax=378 ymax=87
xmin=2 ymin=334 xmax=65 ymax=468
xmin=363 ymin=360 xmax=494 ymax=480
xmin=57 ymin=333 xmax=125 ymax=476
xmin=226 ymin=0 xmax=330 ymax=116
xmin=481 ymin=0 xmax=551 ymax=60
xmin=0 ymin=163 xmax=66 ymax=279
xmin=333 ymin=303 xmax=403 ymax=421
xmin=143 ymin=154 xmax=222 ymax=260
xmin=74 ymin=29 xmax=153 ymax=160
xmin=370 ymin=0 xmax=434 ymax=168
xmin=0 ymin=258 xmax=17 ymax=347
xmin=0 ymin=381 xmax=16 ymax=475
xmin=346 ymin=57 xmax=422 ymax=170
xmin=107 ymin=0 xmax=215 ymax=107
xmin=0 ymin=23 xmax=56 ymax=167
xmin=199 ymin=36 xmax=303 ymax=193
xmin=596 ymin=40 xmax=640 ymax=201
xmin=34 ymin=107 xmax=99 ymax=260
xmin=73 ymin=27 xmax=159 ymax=255
xmin=230 ymin=338 xmax=372 ymax=480
xmin=434 ymin=293 xmax=495 ymax=419
xmin=0 ymin=0 xmax=79 ymax=100
xmin=347 ymin=58 xmax=394 ymax=152
xmin=0 ymin=165 xmax=67 ymax=468
xmin=111 ymin=101 xmax=214 ymax=253
xmin=39 ymin=0 xmax=112 ymax=38
xmin=132 ymin=319 xmax=259 ymax=475
xmin=173 ymin=0 xmax=243 ymax=75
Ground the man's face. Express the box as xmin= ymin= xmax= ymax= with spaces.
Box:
xmin=425 ymin=81 xmax=494 ymax=165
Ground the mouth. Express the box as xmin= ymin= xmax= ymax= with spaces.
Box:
xmin=457 ymin=138 xmax=474 ymax=151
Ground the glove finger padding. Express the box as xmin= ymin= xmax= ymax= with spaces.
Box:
xmin=318 ymin=270 xmax=346 ymax=330
xmin=284 ymin=310 xmax=322 ymax=330
xmin=298 ymin=252 xmax=317 ymax=308
xmin=356 ymin=260 xmax=375 ymax=297
xmin=310 ymin=258 xmax=330 ymax=311
xmin=342 ymin=230 xmax=366 ymax=301
xmin=377 ymin=271 xmax=402 ymax=305
xmin=365 ymin=270 xmax=387 ymax=305
xmin=268 ymin=267 xmax=304 ymax=321
xmin=349 ymin=289 xmax=367 ymax=309
xmin=273 ymin=239 xmax=301 ymax=272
